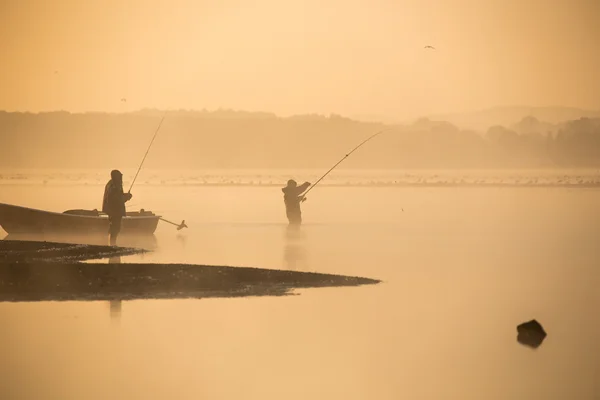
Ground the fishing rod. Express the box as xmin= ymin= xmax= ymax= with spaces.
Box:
xmin=125 ymin=112 xmax=187 ymax=230
xmin=300 ymin=129 xmax=388 ymax=200
xmin=128 ymin=113 xmax=167 ymax=193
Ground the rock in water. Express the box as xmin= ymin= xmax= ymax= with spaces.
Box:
xmin=517 ymin=319 xmax=547 ymax=349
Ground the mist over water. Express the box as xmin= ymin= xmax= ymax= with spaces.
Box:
xmin=2 ymin=168 xmax=600 ymax=188
xmin=1 ymin=170 xmax=599 ymax=399
xmin=3 ymin=0 xmax=600 ymax=396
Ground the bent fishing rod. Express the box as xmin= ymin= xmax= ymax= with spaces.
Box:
xmin=128 ymin=113 xmax=166 ymax=193
xmin=300 ymin=129 xmax=388 ymax=200
xmin=126 ymin=112 xmax=188 ymax=231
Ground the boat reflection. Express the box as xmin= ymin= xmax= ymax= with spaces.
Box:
xmin=3 ymin=232 xmax=158 ymax=251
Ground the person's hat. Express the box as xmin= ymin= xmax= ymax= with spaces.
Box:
xmin=111 ymin=170 xmax=123 ymax=180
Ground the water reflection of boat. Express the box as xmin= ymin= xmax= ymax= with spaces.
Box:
xmin=0 ymin=202 xmax=159 ymax=235
xmin=3 ymin=232 xmax=158 ymax=251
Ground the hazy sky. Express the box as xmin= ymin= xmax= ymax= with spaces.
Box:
xmin=1 ymin=0 xmax=599 ymax=120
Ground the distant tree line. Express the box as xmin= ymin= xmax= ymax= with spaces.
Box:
xmin=0 ymin=111 xmax=599 ymax=169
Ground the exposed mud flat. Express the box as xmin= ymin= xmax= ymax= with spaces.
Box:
xmin=0 ymin=261 xmax=380 ymax=302
xmin=0 ymin=240 xmax=380 ymax=302
xmin=0 ymin=239 xmax=146 ymax=263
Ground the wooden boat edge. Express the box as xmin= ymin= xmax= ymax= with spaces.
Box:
xmin=0 ymin=202 xmax=162 ymax=220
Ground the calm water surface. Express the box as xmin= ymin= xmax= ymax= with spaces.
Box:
xmin=1 ymin=179 xmax=599 ymax=399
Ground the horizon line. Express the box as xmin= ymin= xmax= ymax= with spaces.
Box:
xmin=1 ymin=104 xmax=598 ymax=121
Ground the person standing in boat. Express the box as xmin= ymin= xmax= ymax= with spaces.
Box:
xmin=282 ymin=179 xmax=311 ymax=226
xmin=102 ymin=170 xmax=133 ymax=246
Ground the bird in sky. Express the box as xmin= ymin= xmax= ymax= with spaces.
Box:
xmin=120 ymin=98 xmax=127 ymax=102
xmin=424 ymin=45 xmax=436 ymax=50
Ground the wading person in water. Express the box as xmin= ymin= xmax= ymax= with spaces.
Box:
xmin=282 ymin=179 xmax=311 ymax=226
xmin=102 ymin=170 xmax=133 ymax=246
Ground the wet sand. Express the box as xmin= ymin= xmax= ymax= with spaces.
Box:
xmin=0 ymin=239 xmax=146 ymax=262
xmin=0 ymin=240 xmax=380 ymax=302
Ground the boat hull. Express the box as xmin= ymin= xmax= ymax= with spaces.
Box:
xmin=0 ymin=203 xmax=159 ymax=235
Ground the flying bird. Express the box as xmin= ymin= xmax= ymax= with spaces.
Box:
xmin=120 ymin=98 xmax=127 ymax=102
xmin=424 ymin=45 xmax=436 ymax=50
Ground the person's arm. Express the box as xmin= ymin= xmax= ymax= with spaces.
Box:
xmin=296 ymin=182 xmax=312 ymax=202
xmin=115 ymin=185 xmax=132 ymax=203
xmin=297 ymin=182 xmax=311 ymax=195
xmin=102 ymin=184 xmax=110 ymax=213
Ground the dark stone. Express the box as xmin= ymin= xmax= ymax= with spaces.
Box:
xmin=517 ymin=319 xmax=547 ymax=349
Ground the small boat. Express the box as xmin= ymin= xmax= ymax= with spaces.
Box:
xmin=0 ymin=203 xmax=160 ymax=235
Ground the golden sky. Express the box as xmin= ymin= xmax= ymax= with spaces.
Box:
xmin=1 ymin=0 xmax=599 ymax=120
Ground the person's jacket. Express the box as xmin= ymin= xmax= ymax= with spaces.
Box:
xmin=282 ymin=182 xmax=310 ymax=209
xmin=102 ymin=180 xmax=127 ymax=217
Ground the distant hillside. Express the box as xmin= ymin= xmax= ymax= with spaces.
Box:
xmin=1 ymin=110 xmax=599 ymax=169
xmin=429 ymin=106 xmax=600 ymax=132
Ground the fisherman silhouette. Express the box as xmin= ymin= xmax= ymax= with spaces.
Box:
xmin=282 ymin=179 xmax=311 ymax=226
xmin=102 ymin=170 xmax=133 ymax=246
